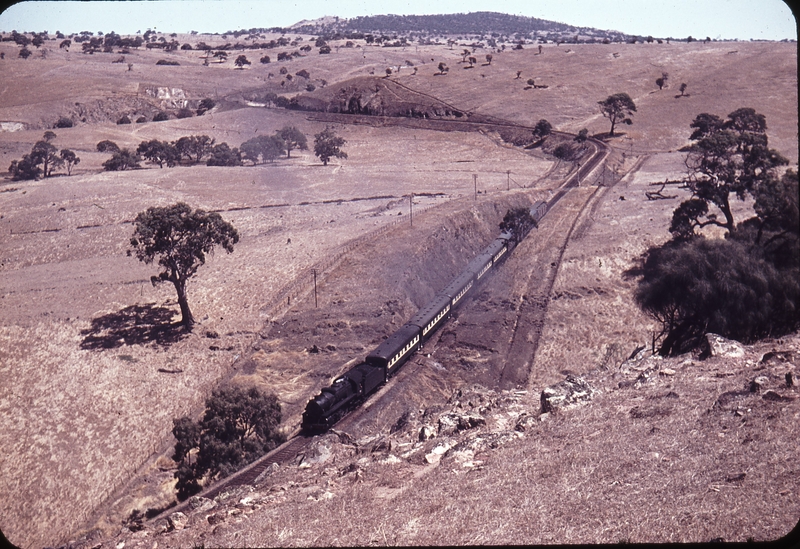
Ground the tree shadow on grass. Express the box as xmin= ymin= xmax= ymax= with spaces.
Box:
xmin=80 ymin=303 xmax=187 ymax=350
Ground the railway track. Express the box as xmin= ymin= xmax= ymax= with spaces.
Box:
xmin=149 ymin=110 xmax=613 ymax=524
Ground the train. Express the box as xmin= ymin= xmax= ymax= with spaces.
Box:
xmin=301 ymin=200 xmax=549 ymax=432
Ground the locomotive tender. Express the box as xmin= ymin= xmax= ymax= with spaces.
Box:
xmin=301 ymin=200 xmax=549 ymax=432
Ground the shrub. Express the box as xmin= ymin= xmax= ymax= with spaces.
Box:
xmin=8 ymin=155 xmax=42 ymax=180
xmin=196 ymin=98 xmax=216 ymax=116
xmin=553 ymin=143 xmax=577 ymax=160
xmin=156 ymin=59 xmax=180 ymax=66
xmin=96 ymin=140 xmax=120 ymax=153
xmin=152 ymin=111 xmax=169 ymax=122
xmin=136 ymin=116 xmax=147 ymax=123
xmin=632 ymin=238 xmax=800 ymax=355
xmin=117 ymin=115 xmax=132 ymax=125
xmin=176 ymin=107 xmax=193 ymax=119
xmin=54 ymin=117 xmax=74 ymax=128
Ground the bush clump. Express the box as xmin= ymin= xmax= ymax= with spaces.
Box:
xmin=54 ymin=117 xmax=74 ymax=128
xmin=171 ymin=386 xmax=284 ymax=500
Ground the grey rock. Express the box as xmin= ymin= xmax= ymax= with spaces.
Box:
xmin=540 ymin=375 xmax=596 ymax=413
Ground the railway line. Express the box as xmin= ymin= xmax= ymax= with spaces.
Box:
xmin=151 ymin=110 xmax=612 ymax=523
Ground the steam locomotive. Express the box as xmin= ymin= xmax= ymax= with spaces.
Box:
xmin=301 ymin=200 xmax=549 ymax=432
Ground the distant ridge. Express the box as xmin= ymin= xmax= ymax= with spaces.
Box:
xmin=287 ymin=11 xmax=633 ymax=41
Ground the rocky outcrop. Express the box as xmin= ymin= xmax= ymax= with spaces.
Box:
xmin=540 ymin=375 xmax=597 ymax=413
xmin=60 ymin=332 xmax=800 ymax=548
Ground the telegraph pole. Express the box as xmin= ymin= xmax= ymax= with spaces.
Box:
xmin=507 ymin=170 xmax=511 ymax=191
xmin=473 ymin=174 xmax=478 ymax=200
xmin=409 ymin=193 xmax=413 ymax=228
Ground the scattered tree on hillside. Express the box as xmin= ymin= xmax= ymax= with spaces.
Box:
xmin=102 ymin=149 xmax=141 ymax=171
xmin=59 ymin=39 xmax=71 ymax=49
xmin=670 ymin=108 xmax=788 ymax=239
xmin=234 ymin=54 xmax=251 ymax=68
xmin=485 ymin=53 xmax=493 ymax=65
xmin=260 ymin=55 xmax=271 ymax=64
xmin=598 ymin=92 xmax=636 ymax=136
xmin=18 ymin=47 xmax=32 ymax=59
xmin=8 ymin=154 xmax=42 ymax=180
xmin=500 ymin=207 xmax=537 ymax=243
xmin=31 ymin=139 xmax=63 ymax=177
xmin=152 ymin=111 xmax=169 ymax=122
xmin=532 ymin=119 xmax=552 ymax=141
xmin=206 ymin=143 xmax=242 ymax=166
xmin=171 ymin=385 xmax=284 ymax=499
xmin=60 ymin=149 xmax=80 ymax=175
xmin=128 ymin=202 xmax=239 ymax=330
xmin=96 ymin=140 xmax=120 ymax=153
xmin=240 ymin=135 xmax=285 ymax=165
xmin=574 ymin=128 xmax=589 ymax=145
xmin=136 ymin=139 xmax=179 ymax=168
xmin=276 ymin=126 xmax=308 ymax=158
xmin=437 ymin=62 xmax=449 ymax=75
xmin=174 ymin=135 xmax=215 ymax=163
xmin=319 ymin=45 xmax=331 ymax=54
xmin=117 ymin=115 xmax=132 ymax=124
xmin=678 ymin=83 xmax=687 ymax=97
xmin=629 ymin=110 xmax=798 ymax=355
xmin=313 ymin=127 xmax=348 ymax=166
xmin=656 ymin=71 xmax=668 ymax=90
xmin=43 ymin=131 xmax=57 ymax=142
xmin=176 ymin=107 xmax=193 ymax=119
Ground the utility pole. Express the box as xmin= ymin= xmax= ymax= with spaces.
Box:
xmin=312 ymin=269 xmax=318 ymax=308
xmin=409 ymin=193 xmax=413 ymax=228
xmin=473 ymin=174 xmax=478 ymax=200
xmin=507 ymin=170 xmax=511 ymax=191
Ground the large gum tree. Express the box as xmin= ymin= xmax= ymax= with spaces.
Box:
xmin=128 ymin=202 xmax=239 ymax=330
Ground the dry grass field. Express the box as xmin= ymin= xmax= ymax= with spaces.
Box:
xmin=0 ymin=32 xmax=796 ymax=548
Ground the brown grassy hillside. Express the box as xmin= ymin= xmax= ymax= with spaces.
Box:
xmin=0 ymin=34 xmax=796 ymax=548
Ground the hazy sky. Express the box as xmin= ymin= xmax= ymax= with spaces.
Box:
xmin=0 ymin=0 xmax=796 ymax=40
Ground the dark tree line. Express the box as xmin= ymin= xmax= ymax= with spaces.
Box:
xmin=630 ymin=109 xmax=798 ymax=355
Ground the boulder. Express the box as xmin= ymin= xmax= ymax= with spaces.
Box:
xmin=749 ymin=376 xmax=770 ymax=393
xmin=418 ymin=424 xmax=436 ymax=441
xmin=702 ymin=334 xmax=745 ymax=359
xmin=540 ymin=375 xmax=596 ymax=413
xmin=437 ymin=412 xmax=486 ymax=436
xmin=167 ymin=511 xmax=187 ymax=531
